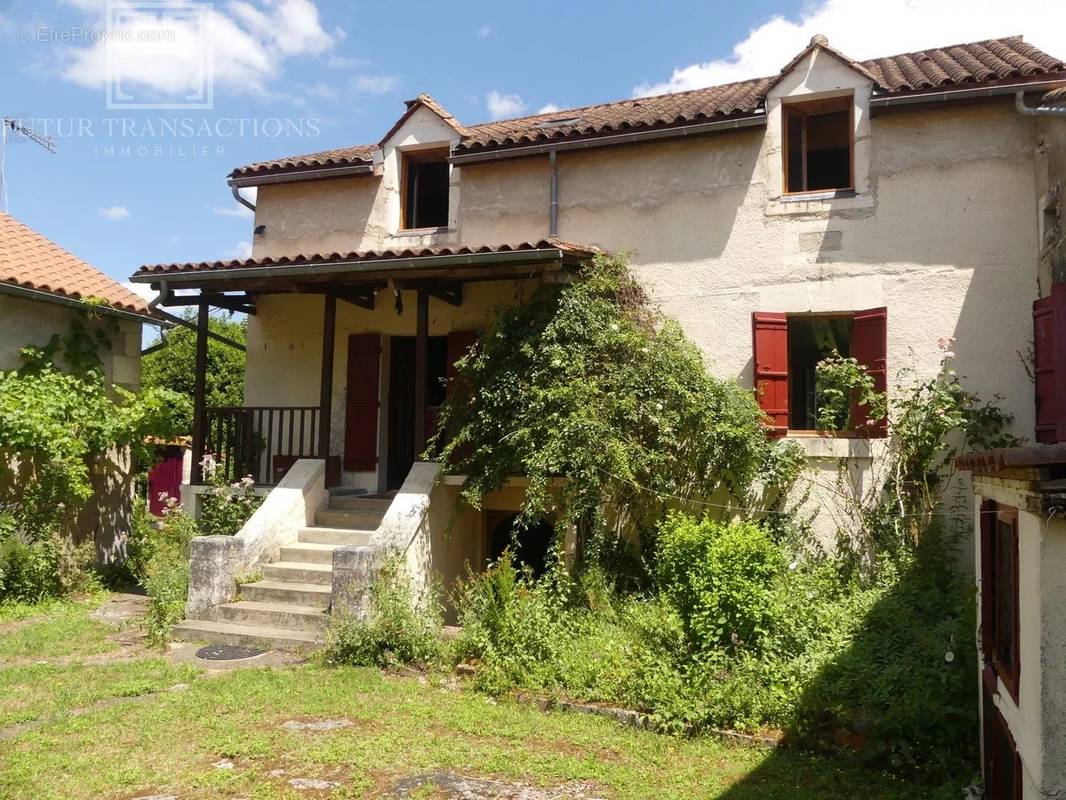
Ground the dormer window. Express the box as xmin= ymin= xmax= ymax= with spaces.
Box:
xmin=401 ymin=148 xmax=450 ymax=229
xmin=783 ymin=95 xmax=853 ymax=194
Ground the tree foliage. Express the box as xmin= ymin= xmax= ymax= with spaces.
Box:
xmin=141 ymin=312 xmax=246 ymax=433
xmin=434 ymin=253 xmax=801 ymax=542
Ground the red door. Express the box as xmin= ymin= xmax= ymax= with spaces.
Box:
xmin=344 ymin=334 xmax=381 ymax=471
xmin=147 ymin=445 xmax=184 ymax=514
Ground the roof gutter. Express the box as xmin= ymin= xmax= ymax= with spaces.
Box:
xmin=231 ymin=185 xmax=256 ymax=213
xmin=0 ymin=280 xmax=163 ymax=326
xmin=1015 ymin=89 xmax=1066 ymax=117
xmin=870 ymin=79 xmax=1066 ymax=109
xmin=227 ymin=162 xmax=375 ymax=189
xmin=131 ymin=247 xmax=580 ymax=286
xmin=448 ymin=112 xmax=767 ymax=165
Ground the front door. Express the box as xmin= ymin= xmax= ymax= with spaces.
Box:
xmin=386 ymin=335 xmax=449 ymax=489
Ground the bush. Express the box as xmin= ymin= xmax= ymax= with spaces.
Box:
xmin=143 ymin=508 xmax=198 ymax=646
xmin=197 ymin=458 xmax=263 ymax=537
xmin=0 ymin=531 xmax=60 ymax=602
xmin=655 ymin=514 xmax=781 ymax=656
xmin=325 ymin=557 xmax=442 ymax=669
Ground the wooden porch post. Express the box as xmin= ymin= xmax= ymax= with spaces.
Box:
xmin=318 ymin=293 xmax=337 ymax=461
xmin=413 ymin=288 xmax=429 ymax=456
xmin=190 ymin=303 xmax=210 ymax=484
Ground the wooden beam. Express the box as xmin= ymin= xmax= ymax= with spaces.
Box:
xmin=333 ymin=287 xmax=377 ymax=310
xmin=318 ymin=294 xmax=337 ymax=461
xmin=428 ymin=284 xmax=462 ymax=307
xmin=413 ymin=288 xmax=429 ymax=456
xmin=159 ymin=292 xmax=257 ymax=315
xmin=190 ymin=304 xmax=210 ymax=485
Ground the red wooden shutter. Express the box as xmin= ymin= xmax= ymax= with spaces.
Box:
xmin=446 ymin=330 xmax=479 ymax=389
xmin=752 ymin=312 xmax=789 ymax=435
xmin=850 ymin=306 xmax=888 ymax=437
xmin=343 ymin=334 xmax=381 ymax=471
xmin=1033 ymin=284 xmax=1066 ymax=443
xmin=979 ymin=498 xmax=997 ymax=663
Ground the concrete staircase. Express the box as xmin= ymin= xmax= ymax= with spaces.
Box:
xmin=174 ymin=491 xmax=391 ymax=651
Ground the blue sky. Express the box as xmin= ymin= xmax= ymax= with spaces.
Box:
xmin=0 ymin=0 xmax=1060 ymax=297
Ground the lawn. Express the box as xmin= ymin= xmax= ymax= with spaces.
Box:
xmin=0 ymin=594 xmax=951 ymax=799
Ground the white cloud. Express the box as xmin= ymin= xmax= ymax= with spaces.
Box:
xmin=350 ymin=74 xmax=400 ymax=94
xmin=213 ymin=204 xmax=254 ymax=219
xmin=58 ymin=0 xmax=342 ymax=98
xmin=121 ymin=281 xmax=157 ymax=304
xmin=633 ymin=0 xmax=1066 ymax=97
xmin=98 ymin=205 xmax=130 ymax=221
xmin=486 ymin=90 xmax=526 ymax=120
xmin=226 ymin=241 xmax=254 ymax=260
xmin=477 ymin=25 xmax=492 ymax=39
xmin=537 ymin=103 xmax=561 ymax=115
xmin=327 ymin=53 xmax=368 ymax=69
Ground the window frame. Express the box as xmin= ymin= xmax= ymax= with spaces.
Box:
xmin=400 ymin=147 xmax=451 ymax=232
xmin=981 ymin=500 xmax=1021 ymax=704
xmin=785 ymin=312 xmax=854 ymax=435
xmin=781 ymin=95 xmax=855 ymax=197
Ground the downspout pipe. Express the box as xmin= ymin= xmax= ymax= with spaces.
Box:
xmin=548 ymin=148 xmax=558 ymax=238
xmin=1015 ymin=90 xmax=1066 ymax=117
xmin=231 ymin=185 xmax=256 ymax=213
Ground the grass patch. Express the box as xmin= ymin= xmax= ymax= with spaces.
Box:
xmin=0 ymin=595 xmax=116 ymax=661
xmin=0 ymin=664 xmax=941 ymax=800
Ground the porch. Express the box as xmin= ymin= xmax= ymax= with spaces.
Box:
xmin=131 ymin=240 xmax=593 ymax=491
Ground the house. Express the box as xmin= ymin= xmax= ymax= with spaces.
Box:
xmin=130 ymin=33 xmax=1065 ymax=669
xmin=0 ymin=211 xmax=157 ymax=560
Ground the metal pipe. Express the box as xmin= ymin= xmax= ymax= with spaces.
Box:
xmin=227 ymin=163 xmax=374 ymax=188
xmin=548 ymin=148 xmax=558 ymax=237
xmin=870 ymin=80 xmax=1066 ymax=109
xmin=1015 ymin=89 xmax=1066 ymax=117
xmin=231 ymin=185 xmax=256 ymax=212
xmin=448 ymin=113 xmax=767 ymax=165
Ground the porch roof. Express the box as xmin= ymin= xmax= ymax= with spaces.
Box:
xmin=130 ymin=239 xmax=597 ymax=290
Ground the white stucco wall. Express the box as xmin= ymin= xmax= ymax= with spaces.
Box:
xmin=0 ymin=293 xmax=142 ymax=388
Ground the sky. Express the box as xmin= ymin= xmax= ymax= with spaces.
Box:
xmin=0 ymin=0 xmax=1063 ymax=303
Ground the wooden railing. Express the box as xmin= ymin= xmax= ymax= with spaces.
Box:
xmin=200 ymin=406 xmax=322 ymax=486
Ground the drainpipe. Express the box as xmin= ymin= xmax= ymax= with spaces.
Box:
xmin=1015 ymin=90 xmax=1066 ymax=117
xmin=231 ymin=185 xmax=256 ymax=213
xmin=548 ymin=148 xmax=558 ymax=237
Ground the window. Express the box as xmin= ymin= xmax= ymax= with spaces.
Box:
xmin=783 ymin=95 xmax=853 ymax=194
xmin=981 ymin=500 xmax=1020 ymax=702
xmin=752 ymin=307 xmax=886 ymax=436
xmin=401 ymin=148 xmax=450 ymax=229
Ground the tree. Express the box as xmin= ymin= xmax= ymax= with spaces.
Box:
xmin=141 ymin=312 xmax=247 ymax=434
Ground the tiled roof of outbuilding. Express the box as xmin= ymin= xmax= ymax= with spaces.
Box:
xmin=0 ymin=212 xmax=150 ymax=315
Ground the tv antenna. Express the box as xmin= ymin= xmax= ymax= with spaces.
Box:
xmin=1 ymin=117 xmax=57 ymax=212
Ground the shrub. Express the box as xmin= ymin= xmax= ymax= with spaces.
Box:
xmin=197 ymin=457 xmax=263 ymax=537
xmin=325 ymin=557 xmax=442 ymax=668
xmin=0 ymin=531 xmax=60 ymax=602
xmin=655 ymin=514 xmax=781 ymax=656
xmin=143 ymin=508 xmax=198 ymax=646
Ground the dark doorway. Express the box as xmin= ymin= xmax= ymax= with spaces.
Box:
xmin=386 ymin=335 xmax=447 ymax=489
xmin=489 ymin=513 xmax=555 ymax=578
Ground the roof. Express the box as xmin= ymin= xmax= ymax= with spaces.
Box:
xmin=229 ymin=35 xmax=1066 ymax=180
xmin=1045 ymin=86 xmax=1066 ymax=105
xmin=132 ymin=239 xmax=597 ymax=279
xmin=958 ymin=445 xmax=1066 ymax=472
xmin=0 ymin=212 xmax=151 ymax=316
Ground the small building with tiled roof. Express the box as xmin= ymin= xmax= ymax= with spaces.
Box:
xmin=1 ymin=211 xmax=151 ymax=386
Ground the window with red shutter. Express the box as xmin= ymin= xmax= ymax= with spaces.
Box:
xmin=1033 ymin=283 xmax=1066 ymax=443
xmin=343 ymin=333 xmax=381 ymax=472
xmin=752 ymin=312 xmax=789 ymax=435
xmin=980 ymin=500 xmax=1020 ymax=703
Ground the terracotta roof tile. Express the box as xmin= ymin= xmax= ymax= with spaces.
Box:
xmin=229 ymin=35 xmax=1066 ymax=174
xmin=134 ymin=239 xmax=597 ymax=277
xmin=229 ymin=143 xmax=377 ymax=179
xmin=0 ymin=212 xmax=150 ymax=315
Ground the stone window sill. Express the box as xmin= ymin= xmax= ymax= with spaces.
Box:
xmin=786 ymin=434 xmax=879 ymax=460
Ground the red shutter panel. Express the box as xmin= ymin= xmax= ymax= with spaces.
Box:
xmin=752 ymin=312 xmax=789 ymax=436
xmin=850 ymin=306 xmax=888 ymax=438
xmin=1033 ymin=284 xmax=1066 ymax=443
xmin=446 ymin=330 xmax=479 ymax=389
xmin=343 ymin=334 xmax=381 ymax=471
xmin=979 ymin=498 xmax=997 ymax=663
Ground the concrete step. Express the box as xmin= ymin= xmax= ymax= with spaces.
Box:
xmin=279 ymin=542 xmax=337 ymax=565
xmin=328 ymin=495 xmax=393 ymax=513
xmin=298 ymin=527 xmax=373 ymax=546
xmin=262 ymin=561 xmax=333 ymax=586
xmin=239 ymin=579 xmax=331 ymax=609
xmin=213 ymin=600 xmax=329 ymax=633
xmin=314 ymin=508 xmax=384 ymax=530
xmin=174 ymin=618 xmax=321 ymax=652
